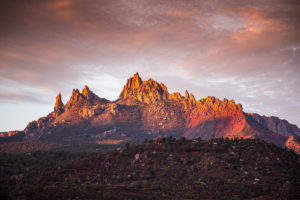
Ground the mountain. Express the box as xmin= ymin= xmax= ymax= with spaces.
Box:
xmin=1 ymin=73 xmax=299 ymax=153
xmin=248 ymin=113 xmax=300 ymax=137
xmin=1 ymin=137 xmax=300 ymax=199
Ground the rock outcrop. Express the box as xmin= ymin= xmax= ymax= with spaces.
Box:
xmin=285 ymin=136 xmax=300 ymax=154
xmin=119 ymin=73 xmax=169 ymax=104
xmin=64 ymin=85 xmax=109 ymax=110
xmin=119 ymin=72 xmax=143 ymax=99
xmin=82 ymin=85 xmax=99 ymax=102
xmin=53 ymin=93 xmax=64 ymax=117
xmin=190 ymin=93 xmax=196 ymax=105
xmin=0 ymin=131 xmax=21 ymax=137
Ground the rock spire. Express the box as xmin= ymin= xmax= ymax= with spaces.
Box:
xmin=119 ymin=72 xmax=142 ymax=99
xmin=54 ymin=93 xmax=64 ymax=116
xmin=185 ymin=90 xmax=190 ymax=100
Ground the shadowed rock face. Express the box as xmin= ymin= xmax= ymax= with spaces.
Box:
xmin=248 ymin=113 xmax=300 ymax=137
xmin=2 ymin=73 xmax=300 ymax=153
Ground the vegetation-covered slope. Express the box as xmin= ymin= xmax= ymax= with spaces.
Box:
xmin=1 ymin=137 xmax=299 ymax=200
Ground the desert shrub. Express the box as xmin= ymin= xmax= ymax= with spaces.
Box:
xmin=184 ymin=146 xmax=193 ymax=152
xmin=185 ymin=193 xmax=193 ymax=199
xmin=218 ymin=179 xmax=224 ymax=186
xmin=225 ymin=155 xmax=239 ymax=164
xmin=231 ymin=195 xmax=240 ymax=200
xmin=165 ymin=144 xmax=172 ymax=152
xmin=151 ymin=183 xmax=161 ymax=190
xmin=35 ymin=184 xmax=44 ymax=193
xmin=166 ymin=136 xmax=176 ymax=144
xmin=207 ymin=163 xmax=212 ymax=170
xmin=103 ymin=192 xmax=113 ymax=200
xmin=187 ymin=175 xmax=197 ymax=185
xmin=135 ymin=182 xmax=142 ymax=188
xmin=151 ymin=195 xmax=158 ymax=200
xmin=179 ymin=136 xmax=186 ymax=144
xmin=147 ymin=159 xmax=154 ymax=165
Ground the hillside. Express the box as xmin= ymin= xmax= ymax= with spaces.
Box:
xmin=1 ymin=137 xmax=299 ymax=200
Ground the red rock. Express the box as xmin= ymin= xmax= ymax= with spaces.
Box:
xmin=285 ymin=136 xmax=300 ymax=154
xmin=82 ymin=85 xmax=91 ymax=99
xmin=190 ymin=93 xmax=196 ymax=105
xmin=119 ymin=72 xmax=143 ymax=99
xmin=119 ymin=73 xmax=169 ymax=103
xmin=185 ymin=90 xmax=190 ymax=100
xmin=53 ymin=93 xmax=64 ymax=116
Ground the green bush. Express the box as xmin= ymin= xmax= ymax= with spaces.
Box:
xmin=151 ymin=184 xmax=161 ymax=190
xmin=103 ymin=192 xmax=113 ymax=200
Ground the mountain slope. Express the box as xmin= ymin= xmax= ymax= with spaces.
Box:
xmin=248 ymin=113 xmax=300 ymax=137
xmin=0 ymin=73 xmax=299 ymax=153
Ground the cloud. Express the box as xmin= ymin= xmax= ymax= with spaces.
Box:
xmin=0 ymin=0 xmax=300 ymax=130
xmin=0 ymin=92 xmax=50 ymax=104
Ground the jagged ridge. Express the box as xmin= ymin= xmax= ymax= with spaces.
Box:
xmin=1 ymin=73 xmax=299 ymax=154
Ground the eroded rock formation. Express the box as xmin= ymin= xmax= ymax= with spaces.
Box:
xmin=2 ymin=72 xmax=299 ymax=153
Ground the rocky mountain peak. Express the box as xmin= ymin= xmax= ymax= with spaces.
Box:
xmin=64 ymin=88 xmax=85 ymax=110
xmin=82 ymin=85 xmax=90 ymax=96
xmin=169 ymin=92 xmax=182 ymax=101
xmin=82 ymin=85 xmax=97 ymax=101
xmin=127 ymin=72 xmax=142 ymax=89
xmin=120 ymin=73 xmax=201 ymax=105
xmin=55 ymin=93 xmax=63 ymax=108
xmin=53 ymin=93 xmax=64 ymax=116
xmin=195 ymin=96 xmax=243 ymax=112
xmin=137 ymin=78 xmax=169 ymax=103
xmin=119 ymin=72 xmax=142 ymax=99
xmin=133 ymin=72 xmax=142 ymax=85
xmin=57 ymin=85 xmax=109 ymax=112
xmin=71 ymin=89 xmax=82 ymax=102
xmin=185 ymin=90 xmax=190 ymax=100
xmin=190 ymin=93 xmax=196 ymax=104
xmin=119 ymin=73 xmax=169 ymax=103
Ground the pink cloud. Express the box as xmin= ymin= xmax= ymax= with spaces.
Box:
xmin=0 ymin=0 xmax=299 ymax=130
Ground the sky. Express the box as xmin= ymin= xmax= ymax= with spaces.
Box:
xmin=0 ymin=0 xmax=299 ymax=131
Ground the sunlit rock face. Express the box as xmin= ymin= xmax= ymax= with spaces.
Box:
xmin=119 ymin=72 xmax=169 ymax=104
xmin=119 ymin=72 xmax=143 ymax=99
xmin=184 ymin=97 xmax=245 ymax=139
xmin=0 ymin=131 xmax=23 ymax=137
xmin=53 ymin=93 xmax=64 ymax=117
xmin=285 ymin=136 xmax=300 ymax=154
xmin=3 ymin=72 xmax=299 ymax=153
